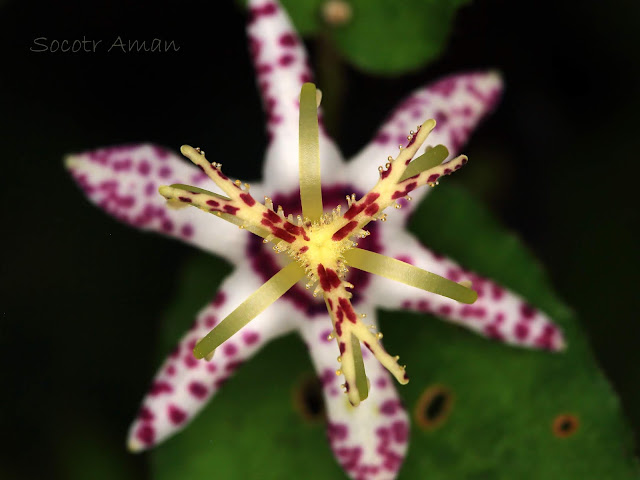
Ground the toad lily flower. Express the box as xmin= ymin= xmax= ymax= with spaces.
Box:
xmin=159 ymin=92 xmax=476 ymax=405
xmin=65 ymin=0 xmax=565 ymax=478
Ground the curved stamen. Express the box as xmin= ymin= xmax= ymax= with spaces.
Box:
xmin=344 ymin=248 xmax=477 ymax=304
xmin=299 ymin=83 xmax=323 ymax=221
xmin=351 ymin=333 xmax=369 ymax=402
xmin=193 ymin=262 xmax=305 ymax=359
xmin=399 ymin=144 xmax=449 ymax=182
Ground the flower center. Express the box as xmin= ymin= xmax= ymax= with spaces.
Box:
xmin=300 ymin=220 xmax=352 ymax=272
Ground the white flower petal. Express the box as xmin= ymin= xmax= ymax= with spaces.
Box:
xmin=347 ymin=71 xmax=503 ymax=225
xmin=366 ymin=228 xmax=565 ymax=351
xmin=127 ymin=265 xmax=297 ymax=452
xmin=247 ymin=0 xmax=347 ymax=192
xmin=298 ymin=307 xmax=410 ymax=480
xmin=66 ymin=143 xmax=248 ymax=264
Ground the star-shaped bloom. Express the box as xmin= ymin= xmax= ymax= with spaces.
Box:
xmin=65 ymin=1 xmax=565 ymax=478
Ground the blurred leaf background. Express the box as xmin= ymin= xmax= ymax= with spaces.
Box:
xmin=0 ymin=0 xmax=638 ymax=478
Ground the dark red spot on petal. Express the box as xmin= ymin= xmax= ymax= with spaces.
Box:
xmin=188 ymin=381 xmax=209 ymax=399
xmin=149 ymin=381 xmax=173 ymax=396
xmin=168 ymin=405 xmax=187 ymax=425
xmin=135 ymin=424 xmax=155 ymax=446
xmin=380 ymin=400 xmax=400 ymax=416
xmin=138 ymin=406 xmax=154 ymax=421
xmin=279 ymin=33 xmax=297 ymax=47
xmin=243 ymin=331 xmax=260 ymax=346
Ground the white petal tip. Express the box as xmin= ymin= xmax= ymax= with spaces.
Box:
xmin=126 ymin=439 xmax=144 ymax=453
xmin=64 ymin=154 xmax=79 ymax=169
xmin=554 ymin=336 xmax=567 ymax=352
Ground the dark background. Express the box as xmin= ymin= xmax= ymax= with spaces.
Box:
xmin=1 ymin=0 xmax=638 ymax=478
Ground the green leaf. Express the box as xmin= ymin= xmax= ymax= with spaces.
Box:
xmin=330 ymin=0 xmax=470 ymax=74
xmin=152 ymin=186 xmax=638 ymax=479
xmin=236 ymin=0 xmax=470 ymax=74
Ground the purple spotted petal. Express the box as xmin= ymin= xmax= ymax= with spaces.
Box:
xmin=298 ymin=310 xmax=410 ymax=480
xmin=66 ymin=144 xmax=248 ymax=263
xmin=247 ymin=0 xmax=346 ymax=192
xmin=347 ymin=71 xmax=503 ymax=224
xmin=367 ymin=229 xmax=565 ymax=351
xmin=127 ymin=266 xmax=297 ymax=451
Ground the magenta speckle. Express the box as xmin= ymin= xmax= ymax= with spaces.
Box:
xmin=279 ymin=33 xmax=297 ymax=47
xmin=223 ymin=343 xmax=238 ymax=357
xmin=417 ymin=300 xmax=430 ymax=311
xmin=327 ymin=422 xmax=348 ymax=442
xmin=189 ymin=381 xmax=209 ymax=399
xmin=395 ymin=255 xmax=413 ymax=265
xmin=212 ymin=291 xmax=226 ymax=307
xmin=491 ymin=284 xmax=505 ymax=300
xmin=520 ymin=302 xmax=536 ymax=319
xmin=391 ymin=420 xmax=409 ymax=443
xmin=278 ymin=54 xmax=295 ymax=66
xmin=380 ymin=400 xmax=400 ymax=416
xmin=149 ymin=381 xmax=173 ymax=396
xmin=168 ymin=405 xmax=187 ymax=425
xmin=161 ymin=219 xmax=174 ymax=233
xmin=320 ymin=329 xmax=332 ymax=342
xmin=376 ymin=376 xmax=388 ymax=389
xmin=514 ymin=322 xmax=530 ymax=340
xmin=183 ymin=354 xmax=198 ymax=369
xmin=225 ymin=360 xmax=243 ymax=373
xmin=158 ymin=166 xmax=172 ymax=178
xmin=138 ymin=160 xmax=151 ymax=175
xmin=180 ymin=224 xmax=194 ymax=238
xmin=243 ymin=331 xmax=260 ymax=346
xmin=138 ymin=406 xmax=154 ymax=421
xmin=204 ymin=315 xmax=217 ymax=328
xmin=144 ymin=182 xmax=155 ymax=196
xmin=374 ymin=132 xmax=391 ymax=144
xmin=136 ymin=424 xmax=155 ymax=445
